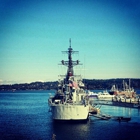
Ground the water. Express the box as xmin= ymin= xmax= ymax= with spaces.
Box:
xmin=0 ymin=91 xmax=140 ymax=140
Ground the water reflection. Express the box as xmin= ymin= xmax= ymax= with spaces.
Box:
xmin=52 ymin=121 xmax=90 ymax=140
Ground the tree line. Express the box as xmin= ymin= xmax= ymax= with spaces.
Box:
xmin=0 ymin=78 xmax=140 ymax=91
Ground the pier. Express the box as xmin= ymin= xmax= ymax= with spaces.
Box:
xmin=90 ymin=98 xmax=140 ymax=109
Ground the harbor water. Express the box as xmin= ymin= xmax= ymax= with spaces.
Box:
xmin=0 ymin=90 xmax=140 ymax=140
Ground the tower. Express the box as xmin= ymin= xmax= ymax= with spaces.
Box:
xmin=61 ymin=39 xmax=80 ymax=81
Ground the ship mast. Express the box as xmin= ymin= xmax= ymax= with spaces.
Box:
xmin=61 ymin=39 xmax=80 ymax=81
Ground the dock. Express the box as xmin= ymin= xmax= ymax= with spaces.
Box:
xmin=90 ymin=98 xmax=140 ymax=109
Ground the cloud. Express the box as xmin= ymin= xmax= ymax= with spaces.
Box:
xmin=0 ymin=79 xmax=3 ymax=85
xmin=0 ymin=79 xmax=24 ymax=85
xmin=36 ymin=80 xmax=44 ymax=82
xmin=0 ymin=79 xmax=46 ymax=85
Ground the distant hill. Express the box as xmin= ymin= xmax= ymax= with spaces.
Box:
xmin=84 ymin=78 xmax=140 ymax=90
xmin=0 ymin=78 xmax=140 ymax=91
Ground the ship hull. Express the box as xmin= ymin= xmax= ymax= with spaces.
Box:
xmin=50 ymin=104 xmax=89 ymax=121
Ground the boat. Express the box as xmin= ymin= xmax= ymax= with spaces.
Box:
xmin=48 ymin=39 xmax=90 ymax=121
xmin=109 ymin=84 xmax=118 ymax=95
xmin=109 ymin=80 xmax=136 ymax=98
xmin=97 ymin=91 xmax=115 ymax=100
xmin=114 ymin=116 xmax=131 ymax=122
xmin=87 ymin=90 xmax=98 ymax=98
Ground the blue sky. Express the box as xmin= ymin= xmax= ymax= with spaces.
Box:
xmin=0 ymin=0 xmax=140 ymax=84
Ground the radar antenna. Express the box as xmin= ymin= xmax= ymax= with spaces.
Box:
xmin=69 ymin=38 xmax=71 ymax=48
xmin=61 ymin=39 xmax=81 ymax=81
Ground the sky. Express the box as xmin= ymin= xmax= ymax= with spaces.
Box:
xmin=0 ymin=0 xmax=140 ymax=84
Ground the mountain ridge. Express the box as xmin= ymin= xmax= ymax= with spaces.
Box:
xmin=0 ymin=78 xmax=140 ymax=91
